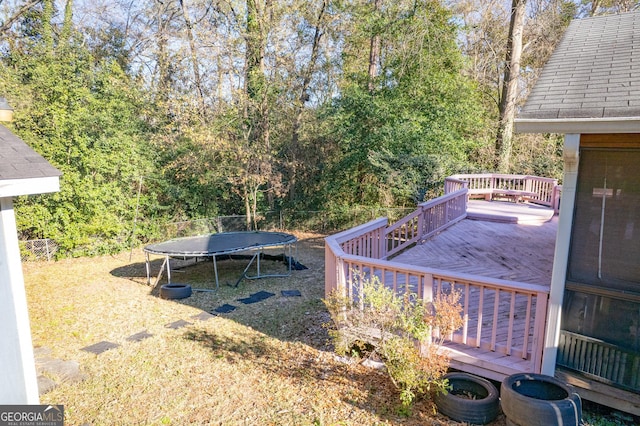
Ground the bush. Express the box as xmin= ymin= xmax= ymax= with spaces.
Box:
xmin=325 ymin=273 xmax=464 ymax=408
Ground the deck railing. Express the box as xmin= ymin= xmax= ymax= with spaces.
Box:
xmin=325 ymin=182 xmax=550 ymax=374
xmin=432 ymin=271 xmax=548 ymax=369
xmin=446 ymin=173 xmax=560 ymax=212
xmin=386 ymin=189 xmax=468 ymax=258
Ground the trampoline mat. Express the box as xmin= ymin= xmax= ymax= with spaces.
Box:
xmin=144 ymin=231 xmax=297 ymax=257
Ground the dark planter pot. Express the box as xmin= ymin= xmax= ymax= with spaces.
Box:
xmin=160 ymin=283 xmax=192 ymax=300
xmin=501 ymin=373 xmax=582 ymax=426
xmin=433 ymin=372 xmax=500 ymax=425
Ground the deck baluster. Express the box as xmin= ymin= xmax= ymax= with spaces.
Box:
xmin=462 ymin=283 xmax=470 ymax=345
xmin=476 ymin=287 xmax=485 ymax=348
xmin=490 ymin=290 xmax=500 ymax=351
xmin=506 ymin=292 xmax=516 ymax=356
xmin=522 ymin=294 xmax=532 ymax=358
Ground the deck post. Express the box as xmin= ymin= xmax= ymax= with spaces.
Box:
xmin=417 ymin=204 xmax=425 ymax=241
xmin=324 ymin=239 xmax=337 ymax=295
xmin=421 ymin=273 xmax=434 ymax=353
xmin=0 ymin=197 xmax=39 ymax=403
xmin=553 ymin=185 xmax=562 ymax=214
xmin=532 ymin=291 xmax=549 ymax=372
xmin=541 ymin=133 xmax=579 ymax=376
xmin=378 ymin=227 xmax=386 ymax=259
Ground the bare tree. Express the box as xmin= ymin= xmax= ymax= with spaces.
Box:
xmin=585 ymin=0 xmax=639 ymax=16
xmin=451 ymin=0 xmax=508 ymax=98
xmin=180 ymin=0 xmax=206 ymax=117
xmin=495 ymin=0 xmax=526 ymax=172
xmin=368 ymin=0 xmax=382 ymax=92
xmin=451 ymin=0 xmax=574 ymax=171
xmin=0 ymin=0 xmax=43 ymax=37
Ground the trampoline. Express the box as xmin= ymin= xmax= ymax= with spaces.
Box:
xmin=143 ymin=231 xmax=298 ymax=290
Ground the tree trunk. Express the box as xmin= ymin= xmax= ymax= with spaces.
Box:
xmin=155 ymin=1 xmax=173 ymax=104
xmin=60 ymin=0 xmax=73 ymax=45
xmin=245 ymin=0 xmax=267 ymax=110
xmin=180 ymin=0 xmax=206 ymax=117
xmin=244 ymin=0 xmax=274 ymax=209
xmin=289 ymin=0 xmax=327 ymax=202
xmin=244 ymin=183 xmax=252 ymax=230
xmin=42 ymin=0 xmax=54 ymax=54
xmin=495 ymin=0 xmax=526 ymax=173
xmin=368 ymin=0 xmax=382 ymax=93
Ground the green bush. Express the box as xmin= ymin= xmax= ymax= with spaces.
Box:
xmin=325 ymin=273 xmax=464 ymax=408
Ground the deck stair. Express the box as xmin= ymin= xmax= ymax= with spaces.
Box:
xmin=466 ymin=200 xmax=555 ymax=224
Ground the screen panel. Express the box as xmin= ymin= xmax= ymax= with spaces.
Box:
xmin=567 ymin=149 xmax=640 ymax=293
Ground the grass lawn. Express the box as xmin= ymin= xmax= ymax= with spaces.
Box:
xmin=22 ymin=232 xmax=629 ymax=425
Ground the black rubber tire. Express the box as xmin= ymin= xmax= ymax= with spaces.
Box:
xmin=160 ymin=284 xmax=192 ymax=300
xmin=501 ymin=373 xmax=582 ymax=426
xmin=434 ymin=372 xmax=500 ymax=425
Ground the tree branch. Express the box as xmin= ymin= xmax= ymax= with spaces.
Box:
xmin=0 ymin=0 xmax=43 ymax=37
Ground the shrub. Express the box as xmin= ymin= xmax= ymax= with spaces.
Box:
xmin=325 ymin=273 xmax=464 ymax=408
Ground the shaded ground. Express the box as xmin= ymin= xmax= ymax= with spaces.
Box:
xmin=23 ymin=231 xmax=634 ymax=425
xmin=27 ymin=232 xmax=509 ymax=425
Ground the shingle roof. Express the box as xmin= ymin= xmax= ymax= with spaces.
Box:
xmin=0 ymin=125 xmax=61 ymax=181
xmin=516 ymin=11 xmax=640 ymax=133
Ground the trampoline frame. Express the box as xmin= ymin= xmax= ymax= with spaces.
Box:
xmin=143 ymin=231 xmax=298 ymax=290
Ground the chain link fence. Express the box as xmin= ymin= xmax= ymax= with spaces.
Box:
xmin=159 ymin=208 xmax=415 ymax=240
xmin=19 ymin=239 xmax=59 ymax=262
xmin=20 ymin=207 xmax=416 ymax=261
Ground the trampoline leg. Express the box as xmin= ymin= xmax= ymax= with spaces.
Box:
xmin=153 ymin=256 xmax=168 ymax=287
xmin=166 ymin=255 xmax=172 ymax=284
xmin=234 ymin=253 xmax=259 ymax=287
xmin=243 ymin=241 xmax=297 ymax=281
xmin=212 ymin=255 xmax=219 ymax=290
xmin=145 ymin=252 xmax=151 ymax=285
xmin=256 ymin=248 xmax=262 ymax=277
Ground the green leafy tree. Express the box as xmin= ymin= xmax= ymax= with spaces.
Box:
xmin=320 ymin=0 xmax=488 ymax=209
xmin=1 ymin=3 xmax=156 ymax=255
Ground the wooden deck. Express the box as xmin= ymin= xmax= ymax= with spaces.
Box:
xmin=393 ymin=201 xmax=557 ymax=286
xmin=325 ymin=192 xmax=557 ymax=383
xmin=392 ymin=201 xmax=558 ymax=380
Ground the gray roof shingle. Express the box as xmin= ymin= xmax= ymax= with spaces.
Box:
xmin=518 ymin=11 xmax=640 ymax=122
xmin=0 ymin=125 xmax=61 ymax=181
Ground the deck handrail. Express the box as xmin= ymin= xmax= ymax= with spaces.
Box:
xmin=385 ymin=189 xmax=468 ymax=258
xmin=444 ymin=176 xmax=469 ymax=193
xmin=446 ymin=173 xmax=560 ymax=212
xmin=325 ymin=177 xmax=551 ymax=374
xmin=325 ymin=189 xmax=468 ymax=294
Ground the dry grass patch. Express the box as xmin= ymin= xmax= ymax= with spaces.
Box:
xmin=24 ymin=232 xmax=506 ymax=425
